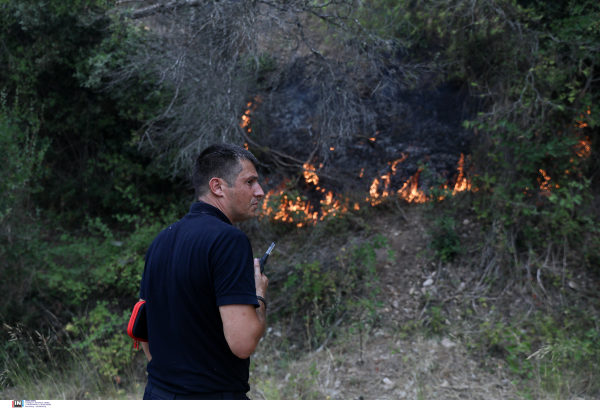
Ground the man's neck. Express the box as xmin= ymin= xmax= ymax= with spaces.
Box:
xmin=197 ymin=196 xmax=234 ymax=224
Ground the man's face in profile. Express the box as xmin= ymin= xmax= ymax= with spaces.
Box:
xmin=222 ymin=159 xmax=264 ymax=223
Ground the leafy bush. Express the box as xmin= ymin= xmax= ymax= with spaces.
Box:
xmin=68 ymin=302 xmax=135 ymax=379
xmin=468 ymin=310 xmax=600 ymax=396
xmin=0 ymin=101 xmax=48 ymax=320
xmin=279 ymin=234 xmax=390 ymax=348
xmin=428 ymin=215 xmax=461 ymax=262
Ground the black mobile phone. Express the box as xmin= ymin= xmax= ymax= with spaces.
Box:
xmin=259 ymin=242 xmax=275 ymax=273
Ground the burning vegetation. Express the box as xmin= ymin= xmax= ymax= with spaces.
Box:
xmin=253 ymin=129 xmax=593 ymax=227
xmin=534 ymin=107 xmax=593 ymax=197
xmin=241 ymin=94 xmax=592 ymax=228
xmin=240 ymin=95 xmax=475 ymax=226
xmin=258 ymin=152 xmax=474 ymax=227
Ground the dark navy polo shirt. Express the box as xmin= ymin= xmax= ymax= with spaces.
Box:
xmin=139 ymin=201 xmax=259 ymax=394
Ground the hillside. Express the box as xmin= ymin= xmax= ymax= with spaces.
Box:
xmin=1 ymin=0 xmax=599 ymax=401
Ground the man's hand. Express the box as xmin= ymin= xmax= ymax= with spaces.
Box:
xmin=218 ymin=259 xmax=268 ymax=359
xmin=254 ymin=258 xmax=269 ymax=298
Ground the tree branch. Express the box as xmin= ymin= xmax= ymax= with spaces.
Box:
xmin=129 ymin=0 xmax=207 ymax=19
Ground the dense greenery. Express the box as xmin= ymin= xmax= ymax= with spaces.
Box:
xmin=0 ymin=0 xmax=187 ymax=381
xmin=0 ymin=0 xmax=188 ymax=314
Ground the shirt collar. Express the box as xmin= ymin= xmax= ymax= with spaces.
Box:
xmin=189 ymin=201 xmax=232 ymax=225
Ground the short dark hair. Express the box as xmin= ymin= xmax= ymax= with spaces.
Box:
xmin=193 ymin=144 xmax=259 ymax=198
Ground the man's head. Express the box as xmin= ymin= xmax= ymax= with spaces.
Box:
xmin=193 ymin=144 xmax=263 ymax=223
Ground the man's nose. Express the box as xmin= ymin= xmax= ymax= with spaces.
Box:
xmin=254 ymin=183 xmax=264 ymax=198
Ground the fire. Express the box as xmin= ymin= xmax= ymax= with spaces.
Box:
xmin=574 ymin=107 xmax=592 ymax=157
xmin=397 ymin=169 xmax=428 ymax=203
xmin=261 ymin=152 xmax=473 ymax=226
xmin=261 ymin=162 xmax=353 ymax=225
xmin=262 ymin=189 xmax=313 ymax=223
xmin=539 ymin=169 xmax=551 ymax=191
xmin=366 ymin=154 xmax=411 ymax=206
xmin=575 ymin=116 xmax=588 ymax=129
xmin=381 ymin=174 xmax=390 ymax=197
xmin=240 ymin=102 xmax=252 ymax=129
xmin=453 ymin=154 xmax=471 ymax=195
xmin=369 ymin=178 xmax=380 ymax=199
xmin=303 ymin=163 xmax=319 ymax=185
xmin=575 ymin=137 xmax=591 ymax=158
xmin=389 ymin=153 xmax=407 ymax=175
xmin=239 ymin=96 xmax=262 ymax=130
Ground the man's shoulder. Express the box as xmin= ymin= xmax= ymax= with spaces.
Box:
xmin=153 ymin=213 xmax=248 ymax=244
xmin=152 ymin=219 xmax=182 ymax=241
xmin=209 ymin=220 xmax=249 ymax=244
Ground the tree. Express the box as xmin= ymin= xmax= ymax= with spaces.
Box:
xmin=110 ymin=0 xmax=431 ymax=177
xmin=0 ymin=0 xmax=186 ymax=226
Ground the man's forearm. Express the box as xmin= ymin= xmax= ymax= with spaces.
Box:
xmin=255 ymin=300 xmax=267 ymax=339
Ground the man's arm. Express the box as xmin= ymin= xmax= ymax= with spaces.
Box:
xmin=219 ymin=258 xmax=268 ymax=359
xmin=139 ymin=298 xmax=152 ymax=362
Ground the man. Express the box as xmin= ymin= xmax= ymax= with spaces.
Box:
xmin=139 ymin=143 xmax=269 ymax=400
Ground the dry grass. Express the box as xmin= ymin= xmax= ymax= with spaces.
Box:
xmin=249 ymin=327 xmax=520 ymax=400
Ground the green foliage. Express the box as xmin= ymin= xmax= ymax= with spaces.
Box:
xmin=0 ymin=0 xmax=184 ymax=228
xmin=279 ymin=235 xmax=390 ymax=348
xmin=0 ymin=100 xmax=48 ymax=319
xmin=41 ymin=213 xmax=176 ymax=307
xmin=0 ymin=321 xmax=138 ymax=398
xmin=467 ymin=309 xmax=600 ymax=395
xmin=424 ymin=305 xmax=445 ymax=335
xmin=428 ymin=215 xmax=461 ymax=262
xmin=0 ymin=0 xmax=187 ymax=326
xmin=0 ymin=209 xmax=181 ymax=388
xmin=68 ymin=302 xmax=134 ymax=379
xmin=0 ymin=100 xmax=47 ymax=221
xmin=284 ymin=261 xmax=335 ymax=309
xmin=271 ymin=362 xmax=321 ymax=400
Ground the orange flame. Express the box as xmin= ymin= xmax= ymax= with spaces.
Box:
xmin=303 ymin=163 xmax=319 ymax=185
xmin=389 ymin=153 xmax=407 ymax=175
xmin=239 ymin=97 xmax=261 ymax=130
xmin=261 ymin=152 xmax=474 ymax=226
xmin=397 ymin=169 xmax=428 ymax=203
xmin=453 ymin=154 xmax=471 ymax=195
xmin=262 ymin=190 xmax=313 ymax=223
xmin=575 ymin=137 xmax=591 ymax=158
xmin=261 ymin=178 xmax=353 ymax=225
xmin=369 ymin=178 xmax=380 ymax=199
xmin=539 ymin=169 xmax=551 ymax=191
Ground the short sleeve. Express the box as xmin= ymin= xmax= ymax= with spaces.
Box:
xmin=211 ymin=230 xmax=260 ymax=308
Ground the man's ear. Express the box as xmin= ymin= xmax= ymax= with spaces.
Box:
xmin=208 ymin=177 xmax=226 ymax=197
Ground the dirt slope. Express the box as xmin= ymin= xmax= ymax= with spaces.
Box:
xmin=247 ymin=206 xmax=524 ymax=400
